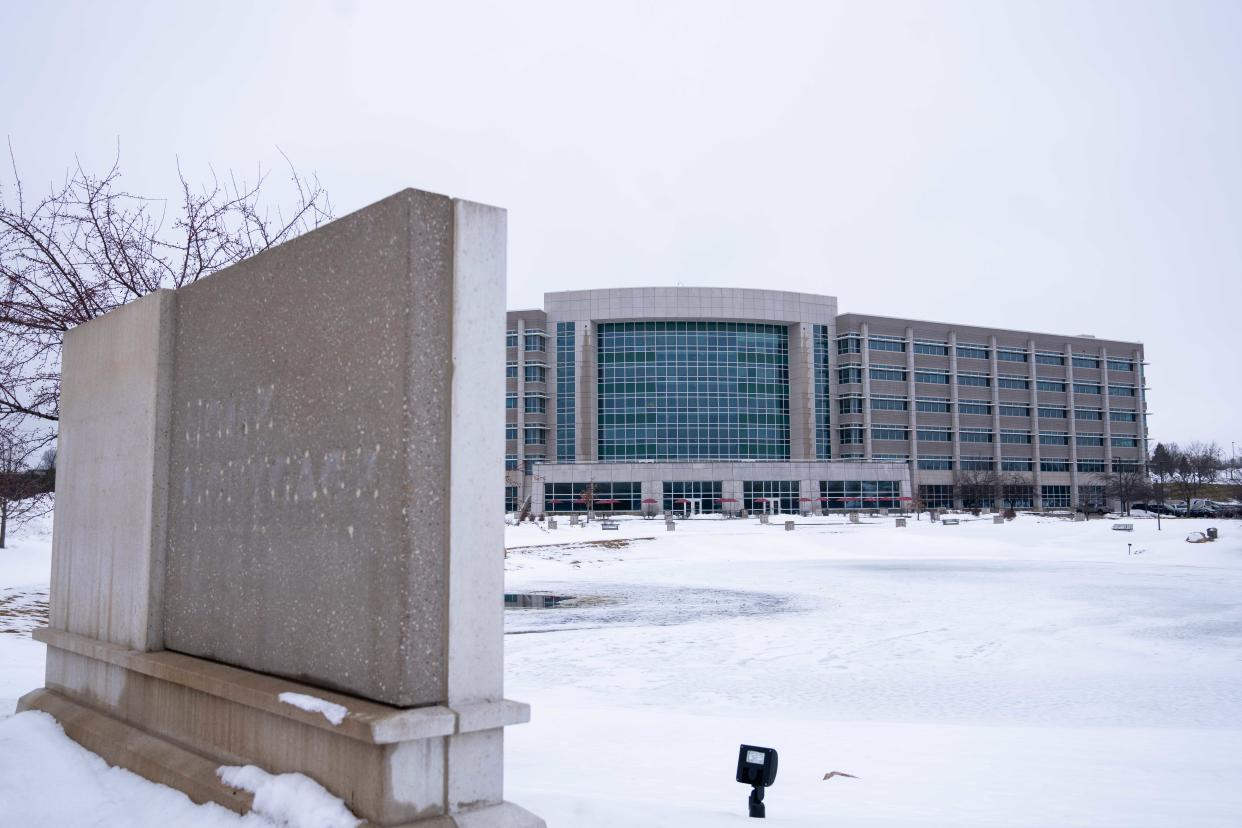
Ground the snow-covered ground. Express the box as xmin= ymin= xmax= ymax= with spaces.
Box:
xmin=2 ymin=512 xmax=1240 ymax=826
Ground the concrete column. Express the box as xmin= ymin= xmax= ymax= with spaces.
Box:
xmin=989 ymin=335 xmax=1002 ymax=473
xmin=1101 ymin=346 xmax=1114 ymax=474
xmin=641 ymin=479 xmax=662 ymax=514
xmin=861 ymin=323 xmax=872 ymax=459
xmin=1065 ymin=343 xmax=1079 ymax=507
xmin=948 ymin=332 xmax=962 ymax=507
xmin=576 ymin=321 xmax=595 ymax=461
xmin=1028 ymin=339 xmax=1042 ymax=508
xmin=516 ymin=318 xmax=527 ymax=471
xmin=788 ymin=322 xmax=816 ymax=460
xmin=827 ymin=324 xmax=842 ymax=461
xmin=1135 ymin=348 xmax=1149 ymax=463
xmin=905 ymin=326 xmax=918 ymax=493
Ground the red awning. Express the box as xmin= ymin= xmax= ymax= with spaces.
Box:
xmin=594 ymin=499 xmax=620 ymax=505
xmin=641 ymin=498 xmax=658 ymax=504
xmin=799 ymin=497 xmax=813 ymax=502
xmin=753 ymin=497 xmax=769 ymax=502
xmin=720 ymin=498 xmax=740 ymax=503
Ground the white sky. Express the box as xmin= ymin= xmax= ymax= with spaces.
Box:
xmin=2 ymin=1 xmax=1239 ymax=452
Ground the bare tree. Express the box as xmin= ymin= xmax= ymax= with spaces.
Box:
xmin=954 ymin=467 xmax=1004 ymax=511
xmin=578 ymin=482 xmax=596 ymax=521
xmin=1 ymin=427 xmax=53 ymax=548
xmin=1172 ymin=441 xmax=1223 ymax=513
xmin=1093 ymin=464 xmax=1153 ymax=515
xmin=1 ymin=145 xmax=332 ymax=444
xmin=1149 ymin=442 xmax=1178 ymax=511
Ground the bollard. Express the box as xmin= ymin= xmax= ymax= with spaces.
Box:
xmin=848 ymin=512 xmax=859 ymax=524
xmin=785 ymin=520 xmax=795 ymax=532
xmin=930 ymin=509 xmax=939 ymax=522
xmin=569 ymin=514 xmax=580 ymax=526
xmin=547 ymin=518 xmax=557 ymax=529
xmin=1207 ymin=527 xmax=1218 ymax=541
xmin=666 ymin=520 xmax=676 ymax=531
xmin=895 ymin=517 xmax=906 ymax=528
xmin=760 ymin=513 xmax=769 ymax=525
xmin=993 ymin=515 xmax=1003 ymax=525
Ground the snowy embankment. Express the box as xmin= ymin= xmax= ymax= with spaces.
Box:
xmin=2 ymin=512 xmax=1240 ymax=826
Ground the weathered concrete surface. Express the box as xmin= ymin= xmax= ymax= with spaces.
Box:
xmin=50 ymin=290 xmax=174 ymax=651
xmin=161 ymin=189 xmax=490 ymax=707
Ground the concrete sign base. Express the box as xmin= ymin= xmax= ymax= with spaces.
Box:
xmin=21 ymin=189 xmax=541 ymax=827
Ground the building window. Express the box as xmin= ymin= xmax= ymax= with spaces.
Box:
xmin=1110 ymin=409 xmax=1138 ymax=422
xmin=505 ymin=424 xmax=517 ymax=440
xmin=959 ymin=401 xmax=991 ymax=416
xmin=821 ymin=480 xmax=902 ymax=510
xmin=745 ymin=480 xmax=801 ymax=513
xmin=1039 ymin=432 xmax=1069 ymax=445
xmin=1076 ymin=433 xmax=1104 ymax=446
xmin=524 ymin=395 xmax=546 ymax=414
xmin=556 ymin=322 xmax=576 ymax=462
xmin=874 ymin=454 xmax=909 ymax=462
xmin=1113 ymin=459 xmax=1141 ymax=472
xmin=663 ymin=481 xmax=724 ymax=514
xmin=917 ymin=428 xmax=952 ymax=441
xmin=505 ymin=455 xmax=518 ymax=470
xmin=1072 ymin=355 xmax=1099 ymax=369
xmin=506 ymin=330 xmax=518 ymax=348
xmin=1107 ymin=359 xmax=1134 ymax=372
xmin=960 ymin=456 xmax=994 ymax=470
xmin=956 ymin=344 xmax=990 ymax=360
xmin=1111 ymin=436 xmax=1139 ymax=448
xmin=1075 ymin=408 xmax=1103 ymax=420
xmin=545 ymin=481 xmax=640 ymax=513
xmin=524 ymin=331 xmax=546 ymax=352
xmin=1040 ymin=459 xmax=1070 ymax=472
xmin=1001 ymin=458 xmax=1033 ymax=471
xmin=1041 ymin=485 xmax=1071 ymax=507
xmin=523 ymin=426 xmax=546 ymax=445
xmin=839 ymin=396 xmax=864 ymax=414
xmin=997 ymin=350 xmax=1027 ymax=363
xmin=957 ymin=373 xmax=990 ymax=387
xmin=596 ymin=321 xmax=790 ymax=461
xmin=914 ymin=341 xmax=948 ymax=355
xmin=918 ymin=456 xmax=953 ymax=470
xmin=1003 ymin=485 xmax=1033 ymax=508
xmin=915 ymin=370 xmax=950 ymax=384
xmin=1001 ymin=430 xmax=1032 ymax=444
xmin=998 ymin=375 xmax=1029 ymax=390
xmin=525 ymin=364 xmax=546 ymax=383
xmin=869 ymin=337 xmax=905 ymax=352
xmin=1077 ymin=459 xmax=1106 ymax=473
xmin=1035 ymin=352 xmax=1064 ymax=366
xmin=1108 ymin=385 xmax=1136 ymax=397
xmin=872 ymin=426 xmax=909 ymax=441
xmin=506 ymin=363 xmax=518 ymax=379
xmin=916 ymin=397 xmax=950 ymax=412
xmin=523 ymin=454 xmax=544 ymax=474
xmin=869 ymin=365 xmax=906 ymax=382
xmin=960 ymin=429 xmax=993 ymax=443
xmin=1038 ymin=406 xmax=1067 ymax=419
xmin=999 ymin=404 xmax=1030 ymax=417
xmin=1037 ymin=379 xmax=1067 ymax=392
xmin=920 ymin=484 xmax=954 ymax=509
xmin=871 ymin=395 xmax=908 ymax=411
xmin=505 ymin=486 xmax=518 ymax=513
xmin=1073 ymin=383 xmax=1102 ymax=395
xmin=839 ymin=426 xmax=865 ymax=445
xmin=838 ymin=365 xmax=863 ymax=385
xmin=506 ymin=394 xmax=517 ymax=409
xmin=837 ymin=334 xmax=861 ymax=354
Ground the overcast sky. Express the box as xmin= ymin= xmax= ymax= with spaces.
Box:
xmin=3 ymin=1 xmax=1239 ymax=452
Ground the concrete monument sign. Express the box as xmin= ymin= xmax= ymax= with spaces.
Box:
xmin=20 ymin=189 xmax=542 ymax=827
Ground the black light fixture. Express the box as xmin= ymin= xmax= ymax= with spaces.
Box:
xmin=736 ymin=744 xmax=779 ymax=818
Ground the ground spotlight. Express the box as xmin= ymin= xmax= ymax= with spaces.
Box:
xmin=736 ymin=744 xmax=778 ymax=818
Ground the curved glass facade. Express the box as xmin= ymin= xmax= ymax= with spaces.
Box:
xmin=596 ymin=321 xmax=790 ymax=460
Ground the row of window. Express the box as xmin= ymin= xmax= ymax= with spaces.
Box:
xmin=836 ymin=335 xmax=1136 ymax=372
xmin=506 ymin=330 xmax=548 ymax=352
xmin=918 ymin=484 xmax=1093 ymax=509
xmin=837 ymin=366 xmax=1140 ymax=396
xmin=917 ymin=456 xmax=1142 ymax=472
